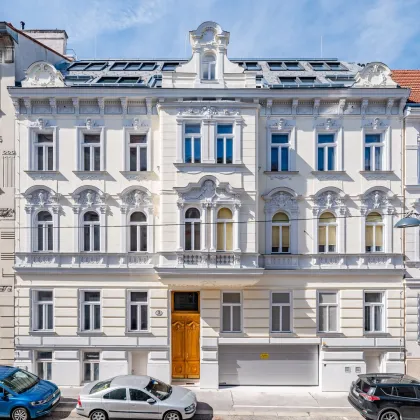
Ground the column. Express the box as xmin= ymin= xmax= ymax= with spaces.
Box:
xmin=360 ymin=209 xmax=367 ymax=253
xmin=177 ymin=203 xmax=184 ymax=251
xmin=265 ymin=208 xmax=272 ymax=254
xmin=176 ymin=120 xmax=183 ymax=163
xmin=120 ymin=207 xmax=127 ymax=253
xmin=52 ymin=206 xmax=60 ymax=252
xmin=312 ymin=208 xmax=319 ymax=254
xmin=339 ymin=207 xmax=346 ymax=254
xmin=147 ymin=208 xmax=155 ymax=253
xmin=233 ymin=120 xmax=242 ymax=164
xmin=200 ymin=203 xmax=207 ymax=251
xmin=209 ymin=204 xmax=216 ymax=252
xmin=290 ymin=209 xmax=299 ymax=254
xmin=99 ymin=206 xmax=107 ymax=252
xmin=385 ymin=210 xmax=393 ymax=253
xmin=25 ymin=207 xmax=33 ymax=252
xmin=208 ymin=122 xmax=216 ymax=164
xmin=233 ymin=203 xmax=241 ymax=252
xmin=72 ymin=207 xmax=80 ymax=252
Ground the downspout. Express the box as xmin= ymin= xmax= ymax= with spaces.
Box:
xmin=402 ymin=109 xmax=407 ymax=373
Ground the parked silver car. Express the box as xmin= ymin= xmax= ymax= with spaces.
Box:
xmin=76 ymin=375 xmax=197 ymax=420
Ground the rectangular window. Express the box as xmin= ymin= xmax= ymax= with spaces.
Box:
xmin=271 ymin=292 xmax=292 ymax=332
xmin=222 ymin=292 xmax=241 ymax=332
xmin=184 ymin=124 xmax=201 ymax=163
xmin=35 ymin=133 xmax=54 ymax=171
xmin=83 ymin=352 xmax=99 ymax=382
xmin=81 ymin=291 xmax=101 ymax=332
xmin=216 ymin=124 xmax=233 ymax=164
xmin=318 ymin=292 xmax=338 ymax=333
xmin=364 ymin=134 xmax=382 ymax=171
xmin=364 ymin=292 xmax=384 ymax=333
xmin=83 ymin=134 xmax=101 ymax=171
xmin=128 ymin=291 xmax=148 ymax=332
xmin=129 ymin=134 xmax=147 ymax=171
xmin=37 ymin=351 xmax=52 ymax=380
xmin=271 ymin=134 xmax=289 ymax=171
xmin=317 ymin=134 xmax=335 ymax=171
xmin=33 ymin=290 xmax=53 ymax=331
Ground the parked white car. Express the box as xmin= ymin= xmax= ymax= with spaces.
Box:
xmin=76 ymin=375 xmax=197 ymax=420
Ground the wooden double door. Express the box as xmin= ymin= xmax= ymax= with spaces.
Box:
xmin=171 ymin=311 xmax=200 ymax=379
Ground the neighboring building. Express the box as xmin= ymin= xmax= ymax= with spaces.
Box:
xmin=0 ymin=22 xmax=70 ymax=364
xmin=9 ymin=22 xmax=409 ymax=391
xmin=392 ymin=70 xmax=420 ymax=378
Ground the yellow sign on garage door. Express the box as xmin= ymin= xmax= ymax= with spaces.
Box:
xmin=260 ymin=353 xmax=269 ymax=359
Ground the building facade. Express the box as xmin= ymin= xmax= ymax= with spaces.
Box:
xmin=0 ymin=22 xmax=69 ymax=364
xmin=9 ymin=22 xmax=409 ymax=391
xmin=392 ymin=71 xmax=420 ymax=378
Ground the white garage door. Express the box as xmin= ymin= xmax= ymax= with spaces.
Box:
xmin=219 ymin=345 xmax=319 ymax=386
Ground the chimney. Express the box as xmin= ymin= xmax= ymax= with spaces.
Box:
xmin=23 ymin=29 xmax=68 ymax=55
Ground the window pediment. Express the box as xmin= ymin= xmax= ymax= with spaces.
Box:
xmin=312 ymin=189 xmax=348 ymax=216
xmin=360 ymin=188 xmax=396 ymax=214
xmin=23 ymin=187 xmax=60 ymax=213
xmin=71 ymin=187 xmax=108 ymax=213
xmin=119 ymin=187 xmax=153 ymax=214
xmin=263 ymin=188 xmax=299 ymax=215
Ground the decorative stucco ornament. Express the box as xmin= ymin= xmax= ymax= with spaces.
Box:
xmin=353 ymin=62 xmax=397 ymax=88
xmin=21 ymin=61 xmax=65 ymax=88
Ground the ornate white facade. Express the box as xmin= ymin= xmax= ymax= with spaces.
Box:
xmin=9 ymin=22 xmax=410 ymax=390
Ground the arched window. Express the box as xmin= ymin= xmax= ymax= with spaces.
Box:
xmin=272 ymin=212 xmax=290 ymax=253
xmin=202 ymin=53 xmax=216 ymax=80
xmin=217 ymin=208 xmax=233 ymax=251
xmin=366 ymin=212 xmax=383 ymax=252
xmin=318 ymin=212 xmax=336 ymax=253
xmin=130 ymin=212 xmax=147 ymax=252
xmin=185 ymin=208 xmax=200 ymax=251
xmin=83 ymin=211 xmax=100 ymax=252
xmin=36 ymin=211 xmax=53 ymax=251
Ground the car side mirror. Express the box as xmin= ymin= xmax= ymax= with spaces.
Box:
xmin=147 ymin=398 xmax=156 ymax=405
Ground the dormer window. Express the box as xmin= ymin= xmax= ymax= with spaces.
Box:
xmin=202 ymin=53 xmax=216 ymax=80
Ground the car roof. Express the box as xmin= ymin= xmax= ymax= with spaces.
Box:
xmin=111 ymin=375 xmax=150 ymax=388
xmin=359 ymin=373 xmax=420 ymax=385
xmin=0 ymin=366 xmax=18 ymax=380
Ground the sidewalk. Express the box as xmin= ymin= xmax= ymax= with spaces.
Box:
xmin=58 ymin=385 xmax=359 ymax=418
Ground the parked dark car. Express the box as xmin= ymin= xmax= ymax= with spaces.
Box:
xmin=348 ymin=373 xmax=420 ymax=420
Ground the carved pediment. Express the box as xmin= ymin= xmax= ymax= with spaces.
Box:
xmin=72 ymin=188 xmax=107 ymax=208
xmin=353 ymin=62 xmax=397 ymax=88
xmin=177 ymin=106 xmax=240 ymax=117
xmin=177 ymin=179 xmax=241 ymax=204
xmin=312 ymin=190 xmax=347 ymax=215
xmin=361 ymin=189 xmax=395 ymax=214
xmin=263 ymin=190 xmax=299 ymax=215
xmin=21 ymin=61 xmax=65 ymax=88
xmin=121 ymin=189 xmax=151 ymax=207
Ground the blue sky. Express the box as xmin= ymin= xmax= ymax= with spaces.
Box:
xmin=1 ymin=0 xmax=419 ymax=68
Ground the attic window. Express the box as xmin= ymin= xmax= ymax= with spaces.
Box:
xmin=309 ymin=62 xmax=329 ymax=71
xmin=279 ymin=77 xmax=297 ymax=84
xmin=298 ymin=76 xmax=317 ymax=84
xmin=326 ymin=62 xmax=346 ymax=70
xmin=148 ymin=75 xmax=162 ymax=87
xmin=268 ymin=62 xmax=284 ymax=71
xmin=65 ymin=76 xmax=91 ymax=84
xmin=110 ymin=62 xmax=128 ymax=71
xmin=162 ymin=63 xmax=179 ymax=71
xmin=86 ymin=62 xmax=107 ymax=71
xmin=125 ymin=63 xmax=141 ymax=71
xmin=97 ymin=77 xmax=118 ymax=84
xmin=284 ymin=62 xmax=302 ymax=70
xmin=244 ymin=62 xmax=261 ymax=71
xmin=118 ymin=77 xmax=142 ymax=84
xmin=140 ymin=63 xmax=156 ymax=71
xmin=202 ymin=54 xmax=216 ymax=80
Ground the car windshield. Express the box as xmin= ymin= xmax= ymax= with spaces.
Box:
xmin=145 ymin=378 xmax=172 ymax=401
xmin=1 ymin=369 xmax=39 ymax=394
xmin=90 ymin=379 xmax=113 ymax=394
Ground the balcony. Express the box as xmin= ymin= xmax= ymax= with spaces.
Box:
xmin=15 ymin=253 xmax=157 ymax=271
xmin=263 ymin=253 xmax=404 ymax=270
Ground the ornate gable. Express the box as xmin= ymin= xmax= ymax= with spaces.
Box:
xmin=21 ymin=61 xmax=65 ymax=88
xmin=353 ymin=62 xmax=397 ymax=88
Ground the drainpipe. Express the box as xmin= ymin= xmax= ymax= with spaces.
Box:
xmin=402 ymin=110 xmax=407 ymax=374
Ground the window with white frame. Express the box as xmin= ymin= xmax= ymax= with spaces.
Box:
xmin=33 ymin=290 xmax=53 ymax=331
xmin=129 ymin=134 xmax=147 ymax=171
xmin=271 ymin=292 xmax=292 ymax=332
xmin=129 ymin=212 xmax=147 ymax=252
xmin=271 ymin=212 xmax=290 ymax=253
xmin=364 ymin=134 xmax=382 ymax=171
xmin=36 ymin=211 xmax=53 ymax=252
xmin=318 ymin=292 xmax=338 ymax=333
xmin=35 ymin=133 xmax=54 ymax=171
xmin=217 ymin=124 xmax=233 ymax=164
xmin=364 ymin=292 xmax=384 ymax=333
xmin=36 ymin=351 xmax=52 ymax=380
xmin=185 ymin=208 xmax=201 ymax=251
xmin=202 ymin=53 xmax=216 ymax=80
xmin=184 ymin=124 xmax=201 ymax=163
xmin=128 ymin=291 xmax=148 ymax=332
xmin=271 ymin=134 xmax=289 ymax=171
xmin=81 ymin=291 xmax=101 ymax=331
xmin=83 ymin=211 xmax=100 ymax=252
xmin=317 ymin=134 xmax=335 ymax=171
xmin=83 ymin=352 xmax=99 ymax=382
xmin=318 ymin=212 xmax=336 ymax=253
xmin=365 ymin=212 xmax=383 ymax=252
xmin=217 ymin=208 xmax=233 ymax=251
xmin=222 ymin=292 xmax=241 ymax=332
xmin=82 ymin=134 xmax=101 ymax=171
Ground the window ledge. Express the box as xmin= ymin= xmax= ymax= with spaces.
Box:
xmin=126 ymin=331 xmax=153 ymax=336
xmin=359 ymin=170 xmax=395 ymax=179
xmin=174 ymin=163 xmax=244 ymax=167
xmin=29 ymin=330 xmax=56 ymax=336
xmin=264 ymin=171 xmax=299 ymax=175
xmin=77 ymin=331 xmax=104 ymax=336
xmin=363 ymin=332 xmax=389 ymax=337
xmin=312 ymin=171 xmax=346 ymax=175
xmin=73 ymin=171 xmax=109 ymax=180
xmin=24 ymin=170 xmax=61 ymax=180
xmin=174 ymin=163 xmax=245 ymax=173
xmin=120 ymin=171 xmax=156 ymax=180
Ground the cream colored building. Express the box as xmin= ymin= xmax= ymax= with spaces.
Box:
xmin=0 ymin=22 xmax=69 ymax=364
xmin=9 ymin=22 xmax=409 ymax=390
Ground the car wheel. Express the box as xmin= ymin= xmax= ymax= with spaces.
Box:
xmin=380 ymin=411 xmax=400 ymax=420
xmin=89 ymin=410 xmax=108 ymax=420
xmin=11 ymin=407 xmax=30 ymax=420
xmin=163 ymin=411 xmax=182 ymax=420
